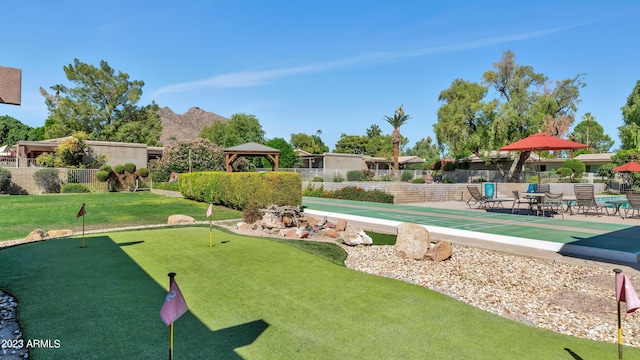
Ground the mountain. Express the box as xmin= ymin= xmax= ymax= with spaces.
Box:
xmin=158 ymin=106 xmax=227 ymax=147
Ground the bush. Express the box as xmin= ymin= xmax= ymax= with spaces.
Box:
xmin=114 ymin=164 xmax=125 ymax=174
xmin=124 ymin=162 xmax=136 ymax=174
xmin=556 ymin=167 xmax=573 ymax=178
xmin=412 ymin=178 xmax=426 ymax=184
xmin=443 ymin=178 xmax=455 ymax=184
xmin=33 ymin=168 xmax=61 ymax=193
xmin=95 ymin=171 xmax=110 ymax=182
xmin=332 ymin=175 xmax=345 ymax=182
xmin=0 ymin=167 xmax=11 ymax=192
xmin=443 ymin=162 xmax=456 ymax=171
xmin=99 ymin=164 xmax=112 ymax=173
xmin=379 ymin=174 xmax=393 ymax=181
xmin=311 ymin=176 xmax=324 ymax=182
xmin=302 ymin=184 xmax=326 ymax=197
xmin=401 ymin=171 xmax=414 ymax=182
xmin=242 ymin=202 xmax=262 ymax=223
xmin=346 ymin=170 xmax=364 ymax=181
xmin=138 ymin=168 xmax=150 ymax=177
xmin=61 ymin=183 xmax=90 ymax=193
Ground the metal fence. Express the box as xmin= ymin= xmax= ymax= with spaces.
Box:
xmin=67 ymin=168 xmax=108 ymax=192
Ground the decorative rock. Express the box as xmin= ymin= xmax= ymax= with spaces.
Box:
xmin=25 ymin=229 xmax=47 ymax=241
xmin=336 ymin=219 xmax=347 ymax=232
xmin=394 ymin=222 xmax=430 ymax=260
xmin=238 ymin=222 xmax=255 ymax=231
xmin=282 ymin=229 xmax=298 ymax=238
xmin=306 ymin=215 xmax=319 ymax=227
xmin=47 ymin=229 xmax=73 ymax=238
xmin=324 ymin=228 xmax=340 ymax=238
xmin=296 ymin=228 xmax=310 ymax=239
xmin=424 ymin=240 xmax=452 ymax=262
xmin=281 ymin=215 xmax=294 ymax=227
xmin=343 ymin=229 xmax=373 ymax=246
xmin=260 ymin=212 xmax=281 ymax=229
xmin=167 ymin=215 xmax=195 ymax=225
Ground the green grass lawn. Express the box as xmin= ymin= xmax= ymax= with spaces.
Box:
xmin=0 ymin=192 xmax=241 ymax=242
xmin=1 ymin=226 xmax=636 ymax=359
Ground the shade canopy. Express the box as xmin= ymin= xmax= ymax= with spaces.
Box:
xmin=499 ymin=132 xmax=589 ymax=152
xmin=613 ymin=161 xmax=640 ymax=173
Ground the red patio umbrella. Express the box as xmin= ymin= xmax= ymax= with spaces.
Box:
xmin=613 ymin=161 xmax=640 ymax=173
xmin=499 ymin=131 xmax=589 ymax=185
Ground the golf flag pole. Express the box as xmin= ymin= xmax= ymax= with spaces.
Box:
xmin=160 ymin=272 xmax=188 ymax=360
xmin=77 ymin=203 xmax=86 ymax=248
xmin=207 ymin=203 xmax=213 ymax=247
xmin=614 ymin=268 xmax=640 ymax=359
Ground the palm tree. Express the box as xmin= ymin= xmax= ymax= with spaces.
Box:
xmin=383 ymin=105 xmax=410 ymax=176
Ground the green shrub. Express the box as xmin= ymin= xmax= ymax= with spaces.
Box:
xmin=362 ymin=189 xmax=394 ymax=203
xmin=242 ymin=202 xmax=262 ymax=223
xmin=138 ymin=168 xmax=150 ymax=178
xmin=99 ymin=164 xmax=112 ymax=173
xmin=302 ymin=184 xmax=325 ymax=197
xmin=124 ymin=162 xmax=136 ymax=173
xmin=114 ymin=164 xmax=125 ymax=174
xmin=556 ymin=167 xmax=573 ymax=178
xmin=443 ymin=178 xmax=455 ymax=184
xmin=332 ymin=175 xmax=345 ymax=182
xmin=412 ymin=178 xmax=426 ymax=184
xmin=0 ymin=167 xmax=11 ymax=192
xmin=379 ymin=174 xmax=393 ymax=181
xmin=95 ymin=171 xmax=110 ymax=182
xmin=346 ymin=170 xmax=364 ymax=181
xmin=61 ymin=183 xmax=90 ymax=193
xmin=311 ymin=176 xmax=324 ymax=182
xmin=401 ymin=171 xmax=414 ymax=182
xmin=598 ymin=163 xmax=614 ymax=178
xmin=33 ymin=168 xmax=61 ymax=193
xmin=443 ymin=162 xmax=456 ymax=171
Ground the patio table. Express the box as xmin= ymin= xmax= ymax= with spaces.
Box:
xmin=605 ymin=199 xmax=629 ymax=218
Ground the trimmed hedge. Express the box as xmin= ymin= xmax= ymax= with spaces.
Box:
xmin=179 ymin=171 xmax=302 ymax=210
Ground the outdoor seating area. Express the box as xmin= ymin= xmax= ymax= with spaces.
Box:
xmin=466 ymin=185 xmax=511 ymax=209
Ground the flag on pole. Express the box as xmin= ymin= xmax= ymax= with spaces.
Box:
xmin=616 ymin=273 xmax=640 ymax=314
xmin=77 ymin=203 xmax=86 ymax=218
xmin=160 ymin=277 xmax=188 ymax=326
xmin=206 ymin=203 xmax=213 ymax=218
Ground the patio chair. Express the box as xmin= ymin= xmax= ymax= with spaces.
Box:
xmin=466 ymin=185 xmax=510 ymax=209
xmin=537 ymin=192 xmax=565 ymax=219
xmin=573 ymin=184 xmax=608 ymax=217
xmin=511 ymin=190 xmax=530 ymax=215
xmin=623 ymin=191 xmax=640 ymax=219
xmin=538 ymin=183 xmax=550 ymax=193
xmin=466 ymin=185 xmax=487 ymax=208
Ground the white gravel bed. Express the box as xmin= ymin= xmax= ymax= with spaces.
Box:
xmin=341 ymin=243 xmax=640 ymax=347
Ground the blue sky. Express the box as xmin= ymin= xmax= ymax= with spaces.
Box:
xmin=2 ymin=1 xmax=639 ymax=152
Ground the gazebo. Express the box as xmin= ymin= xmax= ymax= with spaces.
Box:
xmin=224 ymin=142 xmax=280 ymax=172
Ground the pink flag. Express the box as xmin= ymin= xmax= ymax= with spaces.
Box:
xmin=616 ymin=273 xmax=640 ymax=314
xmin=160 ymin=278 xmax=188 ymax=325
xmin=206 ymin=203 xmax=213 ymax=218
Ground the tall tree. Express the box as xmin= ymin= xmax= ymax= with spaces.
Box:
xmin=41 ymin=59 xmax=162 ymax=145
xmin=200 ymin=113 xmax=265 ymax=148
xmin=619 ymin=80 xmax=640 ymax=150
xmin=383 ymin=105 xmax=410 ymax=175
xmin=569 ymin=113 xmax=614 ymax=152
xmin=435 ymin=50 xmax=585 ymax=181
xmin=290 ymin=132 xmax=329 ymax=154
xmin=334 ymin=134 xmax=368 ymax=155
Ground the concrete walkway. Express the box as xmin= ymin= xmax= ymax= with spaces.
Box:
xmin=302 ymin=196 xmax=640 ymax=273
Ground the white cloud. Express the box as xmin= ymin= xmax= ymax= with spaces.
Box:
xmin=153 ymin=24 xmax=584 ymax=96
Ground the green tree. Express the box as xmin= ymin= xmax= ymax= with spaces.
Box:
xmin=0 ymin=115 xmax=41 ymax=146
xmin=435 ymin=50 xmax=585 ymax=182
xmin=290 ymin=132 xmax=329 ymax=154
xmin=200 ymin=113 xmax=265 ymax=148
xmin=405 ymin=136 xmax=440 ymax=163
xmin=262 ymin=137 xmax=298 ymax=168
xmin=569 ymin=113 xmax=614 ymax=152
xmin=334 ymin=134 xmax=368 ymax=154
xmin=148 ymin=138 xmax=225 ymax=182
xmin=41 ymin=58 xmax=162 ymax=145
xmin=366 ymin=124 xmax=382 ymax=138
xmin=619 ymin=80 xmax=640 ymax=150
xmin=383 ymin=105 xmax=410 ymax=175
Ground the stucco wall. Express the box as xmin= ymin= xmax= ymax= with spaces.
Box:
xmin=5 ymin=167 xmax=68 ymax=194
xmin=86 ymin=141 xmax=148 ymax=170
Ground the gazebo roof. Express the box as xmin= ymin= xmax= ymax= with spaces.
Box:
xmin=224 ymin=142 xmax=280 ymax=153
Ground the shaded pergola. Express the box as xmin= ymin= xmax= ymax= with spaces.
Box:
xmin=224 ymin=142 xmax=280 ymax=172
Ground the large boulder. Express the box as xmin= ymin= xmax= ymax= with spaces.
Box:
xmin=260 ymin=212 xmax=281 ymax=229
xmin=47 ymin=229 xmax=73 ymax=238
xmin=394 ymin=222 xmax=430 ymax=260
xmin=167 ymin=215 xmax=195 ymax=225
